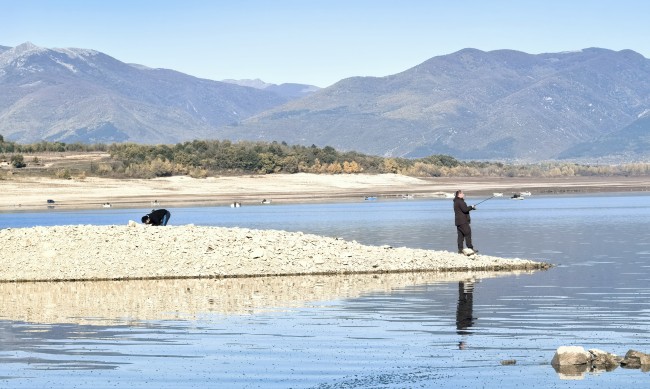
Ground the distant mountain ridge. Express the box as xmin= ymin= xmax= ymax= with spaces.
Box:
xmin=0 ymin=42 xmax=290 ymax=144
xmin=220 ymin=78 xmax=321 ymax=100
xmin=2 ymin=43 xmax=650 ymax=162
xmin=218 ymin=48 xmax=650 ymax=161
xmin=558 ymin=109 xmax=650 ymax=161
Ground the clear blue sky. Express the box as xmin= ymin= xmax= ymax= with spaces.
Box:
xmin=3 ymin=0 xmax=649 ymax=87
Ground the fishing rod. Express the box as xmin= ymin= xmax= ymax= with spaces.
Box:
xmin=473 ymin=195 xmax=496 ymax=207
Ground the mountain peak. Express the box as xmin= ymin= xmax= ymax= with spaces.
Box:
xmin=12 ymin=41 xmax=45 ymax=55
xmin=1 ymin=42 xmax=101 ymax=63
xmin=16 ymin=41 xmax=40 ymax=50
xmin=0 ymin=42 xmax=45 ymax=67
xmin=221 ymin=78 xmax=273 ymax=89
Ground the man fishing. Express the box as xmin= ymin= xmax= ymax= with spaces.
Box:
xmin=141 ymin=209 xmax=171 ymax=226
xmin=453 ymin=190 xmax=477 ymax=254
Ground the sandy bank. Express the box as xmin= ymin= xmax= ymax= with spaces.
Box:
xmin=0 ymin=224 xmax=549 ymax=283
xmin=2 ymin=173 xmax=649 ymax=211
xmin=0 ymin=173 xmax=425 ymax=210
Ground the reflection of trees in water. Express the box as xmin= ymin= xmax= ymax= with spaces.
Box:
xmin=456 ymin=279 xmax=475 ymax=349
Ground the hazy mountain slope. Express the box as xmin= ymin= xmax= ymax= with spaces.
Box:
xmin=221 ymin=78 xmax=321 ymax=99
xmin=218 ymin=48 xmax=650 ymax=160
xmin=558 ymin=111 xmax=650 ymax=160
xmin=0 ymin=42 xmax=288 ymax=144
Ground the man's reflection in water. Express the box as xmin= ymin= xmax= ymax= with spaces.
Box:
xmin=456 ymin=278 xmax=476 ymax=350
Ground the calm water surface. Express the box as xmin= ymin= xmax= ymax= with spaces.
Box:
xmin=1 ymin=193 xmax=650 ymax=388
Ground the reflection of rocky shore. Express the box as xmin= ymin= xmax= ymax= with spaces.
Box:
xmin=0 ymin=224 xmax=549 ymax=282
xmin=0 ymin=271 xmax=533 ymax=325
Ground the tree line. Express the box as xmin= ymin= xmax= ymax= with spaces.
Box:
xmin=2 ymin=135 xmax=650 ymax=179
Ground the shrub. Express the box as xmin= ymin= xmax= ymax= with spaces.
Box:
xmin=54 ymin=169 xmax=71 ymax=179
xmin=10 ymin=154 xmax=26 ymax=168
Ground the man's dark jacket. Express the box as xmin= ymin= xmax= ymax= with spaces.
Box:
xmin=147 ymin=209 xmax=170 ymax=226
xmin=453 ymin=197 xmax=473 ymax=226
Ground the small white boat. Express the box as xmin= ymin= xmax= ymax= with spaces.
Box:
xmin=520 ymin=191 xmax=532 ymax=196
xmin=102 ymin=202 xmax=112 ymax=208
xmin=511 ymin=193 xmax=525 ymax=200
xmin=493 ymin=193 xmax=503 ymax=197
xmin=230 ymin=202 xmax=241 ymax=208
xmin=261 ymin=199 xmax=272 ymax=204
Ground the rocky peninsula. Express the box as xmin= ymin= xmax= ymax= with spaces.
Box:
xmin=0 ymin=223 xmax=550 ymax=282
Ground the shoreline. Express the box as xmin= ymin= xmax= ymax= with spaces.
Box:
xmin=2 ymin=173 xmax=649 ymax=211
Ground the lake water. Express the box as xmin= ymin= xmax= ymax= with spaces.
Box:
xmin=1 ymin=193 xmax=650 ymax=388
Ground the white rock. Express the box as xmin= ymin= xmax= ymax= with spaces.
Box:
xmin=551 ymin=346 xmax=591 ymax=366
xmin=250 ymin=248 xmax=265 ymax=259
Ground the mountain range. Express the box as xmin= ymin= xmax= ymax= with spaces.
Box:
xmin=1 ymin=42 xmax=649 ymax=162
xmin=220 ymin=48 xmax=650 ymax=161
xmin=0 ymin=42 xmax=313 ymax=144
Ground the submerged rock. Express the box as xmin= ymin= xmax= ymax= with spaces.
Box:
xmin=588 ymin=348 xmax=621 ymax=370
xmin=620 ymin=349 xmax=650 ymax=369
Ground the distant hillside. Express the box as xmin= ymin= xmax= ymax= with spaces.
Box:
xmin=218 ymin=48 xmax=650 ymax=161
xmin=0 ymin=42 xmax=288 ymax=144
xmin=221 ymin=78 xmax=321 ymax=100
xmin=558 ymin=110 xmax=650 ymax=161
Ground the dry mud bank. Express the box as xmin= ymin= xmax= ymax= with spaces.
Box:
xmin=2 ymin=174 xmax=649 ymax=211
xmin=0 ymin=224 xmax=550 ymax=282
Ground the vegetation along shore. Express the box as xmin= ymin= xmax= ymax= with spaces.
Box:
xmin=2 ymin=138 xmax=650 ymax=211
xmin=3 ymin=138 xmax=650 ymax=180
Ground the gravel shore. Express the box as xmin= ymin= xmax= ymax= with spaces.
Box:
xmin=0 ymin=223 xmax=550 ymax=282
